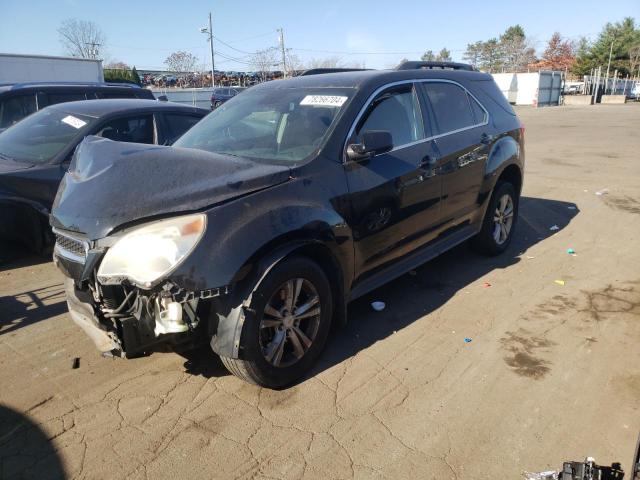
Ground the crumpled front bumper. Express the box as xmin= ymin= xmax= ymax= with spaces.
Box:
xmin=63 ymin=277 xmax=121 ymax=354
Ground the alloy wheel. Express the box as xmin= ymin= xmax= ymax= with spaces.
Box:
xmin=493 ymin=193 xmax=514 ymax=245
xmin=259 ymin=278 xmax=321 ymax=368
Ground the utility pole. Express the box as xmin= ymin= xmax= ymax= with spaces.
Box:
xmin=277 ymin=28 xmax=287 ymax=78
xmin=605 ymin=40 xmax=614 ymax=94
xmin=208 ymin=13 xmax=215 ymax=87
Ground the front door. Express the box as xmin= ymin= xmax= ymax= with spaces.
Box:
xmin=343 ymin=82 xmax=443 ymax=276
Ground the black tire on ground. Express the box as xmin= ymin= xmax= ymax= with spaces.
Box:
xmin=471 ymin=181 xmax=518 ymax=256
xmin=219 ymin=256 xmax=333 ymax=388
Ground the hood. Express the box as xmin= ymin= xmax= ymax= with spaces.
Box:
xmin=0 ymin=157 xmax=33 ymax=174
xmin=51 ymin=136 xmax=292 ymax=239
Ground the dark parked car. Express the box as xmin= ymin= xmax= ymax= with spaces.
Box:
xmin=0 ymin=99 xmax=207 ymax=252
xmin=0 ymin=82 xmax=156 ymax=131
xmin=210 ymin=86 xmax=246 ymax=109
xmin=51 ymin=62 xmax=524 ymax=388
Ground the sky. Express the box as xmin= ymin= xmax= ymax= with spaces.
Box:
xmin=1 ymin=0 xmax=639 ymax=71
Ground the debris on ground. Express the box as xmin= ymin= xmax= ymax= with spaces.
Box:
xmin=483 ymin=282 xmax=492 ymax=288
xmin=72 ymin=357 xmax=80 ymax=369
xmin=550 ymin=225 xmax=560 ymax=231
xmin=567 ymin=248 xmax=576 ymax=255
xmin=554 ymin=280 xmax=566 ymax=286
xmin=464 ymin=337 xmax=473 ymax=343
xmin=371 ymin=301 xmax=386 ymax=311
xmin=522 ymin=470 xmax=557 ymax=480
xmin=595 ymin=188 xmax=609 ymax=196
xmin=567 ymin=206 xmax=577 ymax=210
xmin=526 ymin=256 xmax=535 ymax=259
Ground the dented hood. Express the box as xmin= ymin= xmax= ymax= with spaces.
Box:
xmin=51 ymin=136 xmax=291 ymax=239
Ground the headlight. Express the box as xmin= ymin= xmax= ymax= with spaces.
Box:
xmin=97 ymin=213 xmax=206 ymax=288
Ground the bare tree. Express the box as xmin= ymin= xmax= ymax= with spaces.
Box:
xmin=250 ymin=48 xmax=279 ymax=81
xmin=164 ymin=51 xmax=198 ymax=73
xmin=284 ymin=51 xmax=305 ymax=75
xmin=630 ymin=44 xmax=640 ymax=76
xmin=306 ymin=56 xmax=347 ymax=69
xmin=104 ymin=61 xmax=129 ymax=70
xmin=58 ymin=18 xmax=106 ymax=59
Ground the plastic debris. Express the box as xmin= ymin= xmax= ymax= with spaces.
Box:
xmin=554 ymin=280 xmax=565 ymax=286
xmin=523 ymin=471 xmax=558 ymax=480
xmin=595 ymin=188 xmax=609 ymax=196
xmin=567 ymin=248 xmax=576 ymax=255
xmin=526 ymin=256 xmax=535 ymax=259
xmin=72 ymin=357 xmax=80 ymax=369
xmin=371 ymin=301 xmax=386 ymax=311
xmin=464 ymin=337 xmax=472 ymax=343
xmin=549 ymin=225 xmax=559 ymax=231
xmin=483 ymin=282 xmax=491 ymax=288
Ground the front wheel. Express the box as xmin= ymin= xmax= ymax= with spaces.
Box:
xmin=472 ymin=181 xmax=518 ymax=255
xmin=219 ymin=256 xmax=333 ymax=388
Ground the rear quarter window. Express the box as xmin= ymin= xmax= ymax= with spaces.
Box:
xmin=162 ymin=113 xmax=202 ymax=144
xmin=0 ymin=93 xmax=37 ymax=128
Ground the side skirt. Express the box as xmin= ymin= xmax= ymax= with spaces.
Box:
xmin=348 ymin=224 xmax=478 ymax=302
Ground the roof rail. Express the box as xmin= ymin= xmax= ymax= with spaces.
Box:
xmin=395 ymin=61 xmax=475 ymax=71
xmin=298 ymin=68 xmax=369 ymax=76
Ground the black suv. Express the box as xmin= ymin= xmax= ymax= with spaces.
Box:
xmin=0 ymin=82 xmax=155 ymax=130
xmin=51 ymin=62 xmax=524 ymax=388
xmin=210 ymin=86 xmax=246 ymax=109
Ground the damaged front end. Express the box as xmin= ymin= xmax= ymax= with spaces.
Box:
xmin=53 ymin=217 xmax=228 ymax=358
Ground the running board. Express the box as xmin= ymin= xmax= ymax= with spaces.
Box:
xmin=348 ymin=225 xmax=477 ymax=301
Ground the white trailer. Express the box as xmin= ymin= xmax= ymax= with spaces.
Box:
xmin=491 ymin=71 xmax=564 ymax=106
xmin=0 ymin=53 xmax=104 ymax=84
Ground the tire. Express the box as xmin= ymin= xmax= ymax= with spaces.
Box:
xmin=219 ymin=256 xmax=333 ymax=388
xmin=472 ymin=181 xmax=518 ymax=256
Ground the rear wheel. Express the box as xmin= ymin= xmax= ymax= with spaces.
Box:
xmin=472 ymin=181 xmax=518 ymax=255
xmin=219 ymin=256 xmax=333 ymax=388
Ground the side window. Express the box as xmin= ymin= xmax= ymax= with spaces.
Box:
xmin=46 ymin=92 xmax=87 ymax=105
xmin=97 ymin=90 xmax=136 ymax=99
xmin=96 ymin=115 xmax=154 ymax=144
xmin=162 ymin=114 xmax=202 ymax=144
xmin=468 ymin=94 xmax=487 ymax=124
xmin=356 ymin=84 xmax=424 ymax=147
xmin=423 ymin=82 xmax=475 ymax=134
xmin=0 ymin=94 xmax=37 ymax=128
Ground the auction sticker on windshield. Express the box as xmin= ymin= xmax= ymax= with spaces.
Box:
xmin=300 ymin=95 xmax=348 ymax=107
xmin=61 ymin=115 xmax=87 ymax=129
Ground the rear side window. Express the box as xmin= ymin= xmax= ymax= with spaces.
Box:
xmin=97 ymin=115 xmax=154 ymax=144
xmin=356 ymin=84 xmax=424 ymax=147
xmin=97 ymin=90 xmax=137 ymax=99
xmin=423 ymin=82 xmax=475 ymax=134
xmin=0 ymin=94 xmax=37 ymax=128
xmin=162 ymin=113 xmax=202 ymax=144
xmin=46 ymin=92 xmax=87 ymax=105
xmin=469 ymin=95 xmax=487 ymax=124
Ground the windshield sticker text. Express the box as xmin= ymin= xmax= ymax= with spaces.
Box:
xmin=61 ymin=115 xmax=87 ymax=129
xmin=300 ymin=95 xmax=347 ymax=107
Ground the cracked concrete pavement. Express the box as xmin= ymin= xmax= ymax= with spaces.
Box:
xmin=1 ymin=104 xmax=639 ymax=479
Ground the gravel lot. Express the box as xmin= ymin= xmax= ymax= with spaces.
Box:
xmin=1 ymin=103 xmax=639 ymax=480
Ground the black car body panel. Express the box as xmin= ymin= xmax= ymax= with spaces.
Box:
xmin=51 ymin=67 xmax=524 ymax=362
xmin=51 ymin=137 xmax=292 ymax=239
xmin=0 ymin=99 xmax=207 ymax=250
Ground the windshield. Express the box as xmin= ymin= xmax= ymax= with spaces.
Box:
xmin=175 ymin=87 xmax=354 ymax=163
xmin=0 ymin=108 xmax=95 ymax=164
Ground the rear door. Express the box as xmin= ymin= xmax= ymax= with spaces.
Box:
xmin=420 ymin=81 xmax=490 ymax=225
xmin=344 ymin=82 xmax=442 ymax=275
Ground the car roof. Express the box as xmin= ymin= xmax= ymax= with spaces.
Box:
xmin=254 ymin=68 xmax=493 ymax=91
xmin=48 ymin=99 xmax=209 ymax=118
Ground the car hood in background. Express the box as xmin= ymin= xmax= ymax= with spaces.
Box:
xmin=51 ymin=136 xmax=292 ymax=239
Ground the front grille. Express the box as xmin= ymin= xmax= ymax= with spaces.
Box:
xmin=54 ymin=230 xmax=88 ymax=263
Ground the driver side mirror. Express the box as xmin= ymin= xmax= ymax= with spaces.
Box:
xmin=346 ymin=130 xmax=393 ymax=161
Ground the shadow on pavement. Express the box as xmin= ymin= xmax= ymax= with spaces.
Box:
xmin=313 ymin=196 xmax=580 ymax=383
xmin=0 ymin=284 xmax=66 ymax=335
xmin=0 ymin=403 xmax=67 ymax=479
